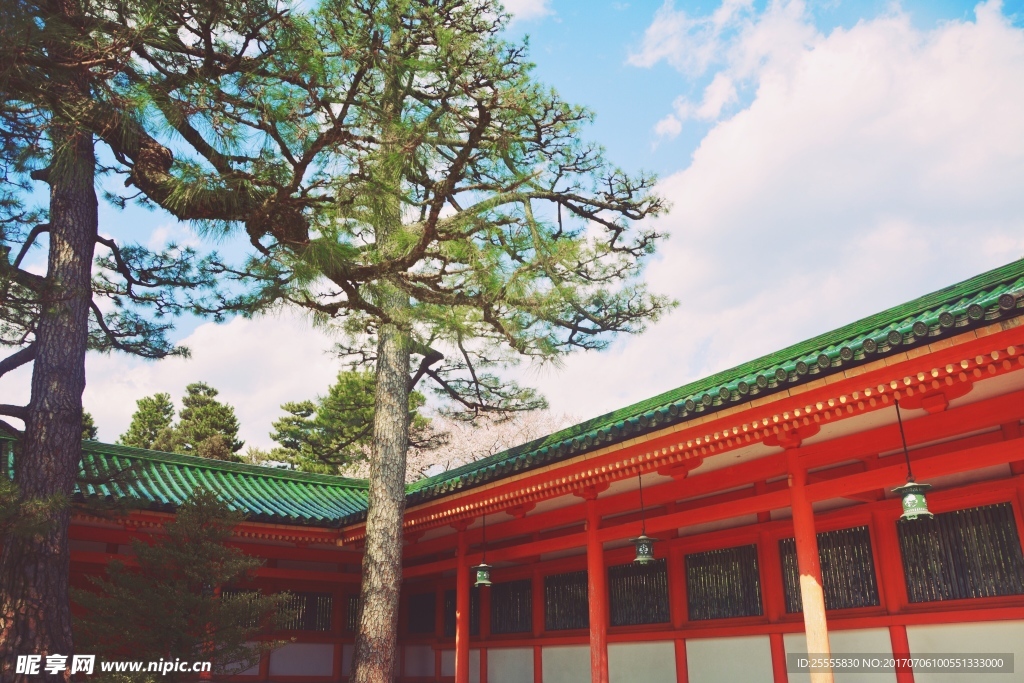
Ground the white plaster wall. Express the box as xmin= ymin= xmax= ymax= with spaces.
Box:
xmin=404 ymin=645 xmax=434 ymax=677
xmin=907 ymin=620 xmax=1024 ymax=683
xmin=341 ymin=644 xmax=354 ymax=676
xmin=441 ymin=649 xmax=481 ymax=683
xmin=543 ymin=645 xmax=591 ymax=683
xmin=268 ymin=643 xmax=334 ymax=676
xmin=785 ymin=628 xmax=896 ymax=683
xmin=687 ymin=635 xmax=773 ymax=683
xmin=488 ymin=648 xmax=533 ymax=683
xmin=608 ymin=641 xmax=675 ymax=683
xmin=221 ymin=642 xmax=260 ymax=676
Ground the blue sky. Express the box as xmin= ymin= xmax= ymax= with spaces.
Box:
xmin=9 ymin=0 xmax=1024 ymax=449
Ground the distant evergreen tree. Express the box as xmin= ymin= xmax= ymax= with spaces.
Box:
xmin=176 ymin=383 xmax=244 ymax=458
xmin=270 ymin=371 xmax=438 ymax=474
xmin=73 ymin=490 xmax=289 ymax=682
xmin=82 ymin=412 xmax=99 ymax=441
xmin=118 ymin=393 xmax=175 ymax=449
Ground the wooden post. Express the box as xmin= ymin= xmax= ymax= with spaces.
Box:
xmin=455 ymin=523 xmax=472 ymax=683
xmin=761 ymin=528 xmax=788 ymax=683
xmin=532 ymin=568 xmax=544 ymax=637
xmin=674 ymin=638 xmax=688 ymax=683
xmin=667 ymin=546 xmax=687 ymax=629
xmin=889 ymin=625 xmax=915 ymax=683
xmin=787 ymin=449 xmax=833 ymax=683
xmin=585 ymin=493 xmax=610 ymax=683
xmin=769 ymin=633 xmax=789 ymax=683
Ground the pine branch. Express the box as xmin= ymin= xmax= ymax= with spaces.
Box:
xmin=0 ymin=343 xmax=36 ymax=379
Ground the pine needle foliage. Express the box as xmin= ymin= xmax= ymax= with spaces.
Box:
xmin=73 ymin=490 xmax=290 ymax=683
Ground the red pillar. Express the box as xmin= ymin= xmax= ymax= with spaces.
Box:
xmin=769 ymin=633 xmax=789 ymax=683
xmin=585 ymin=494 xmax=609 ymax=683
xmin=674 ymin=638 xmax=688 ymax=683
xmin=787 ymin=449 xmax=833 ymax=683
xmin=889 ymin=625 xmax=915 ymax=683
xmin=761 ymin=528 xmax=788 ymax=683
xmin=455 ymin=523 xmax=472 ymax=683
xmin=667 ymin=546 xmax=687 ymax=629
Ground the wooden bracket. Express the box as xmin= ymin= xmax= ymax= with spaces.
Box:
xmin=572 ymin=483 xmax=610 ymax=500
xmin=506 ymin=503 xmax=536 ymax=519
xmin=898 ymin=380 xmax=973 ymax=414
xmin=450 ymin=518 xmax=474 ymax=533
xmin=657 ymin=456 xmax=704 ymax=479
xmin=765 ymin=423 xmax=821 ymax=450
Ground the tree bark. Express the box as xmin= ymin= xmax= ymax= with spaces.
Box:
xmin=351 ymin=291 xmax=410 ymax=683
xmin=0 ymin=123 xmax=96 ymax=682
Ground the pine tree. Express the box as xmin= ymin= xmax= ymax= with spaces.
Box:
xmin=175 ymin=383 xmax=244 ymax=458
xmin=73 ymin=490 xmax=289 ymax=683
xmin=118 ymin=393 xmax=175 ymax=450
xmin=270 ymin=371 xmax=440 ymax=476
xmin=44 ymin=2 xmax=674 ymax=679
xmin=0 ymin=3 xmax=286 ymax=672
xmin=81 ymin=413 xmax=98 ymax=441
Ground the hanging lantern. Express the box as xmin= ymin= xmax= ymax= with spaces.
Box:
xmin=631 ymin=472 xmax=658 ymax=564
xmin=630 ymin=534 xmax=657 ymax=564
xmin=893 ymin=479 xmax=934 ymax=521
xmin=473 ymin=514 xmax=493 ymax=587
xmin=473 ymin=562 xmax=493 ymax=587
xmin=892 ymin=401 xmax=933 ymax=522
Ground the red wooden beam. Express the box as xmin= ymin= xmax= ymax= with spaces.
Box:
xmin=388 ymin=328 xmax=1024 ymax=539
xmin=400 ymin=386 xmax=1024 ymax=562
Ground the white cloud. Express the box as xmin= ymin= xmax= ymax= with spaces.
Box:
xmin=632 ymin=0 xmax=817 ymax=125
xmin=501 ymin=0 xmax=552 ymax=23
xmin=79 ymin=310 xmax=344 ymax=448
xmin=146 ymin=222 xmax=201 ymax=251
xmin=628 ymin=0 xmax=755 ymax=73
xmin=5 ymin=2 xmax=1024 ymax=458
xmin=532 ymin=0 xmax=1024 ymax=423
xmin=654 ymin=114 xmax=683 ymax=139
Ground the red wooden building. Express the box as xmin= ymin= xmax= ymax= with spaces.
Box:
xmin=16 ymin=259 xmax=1024 ymax=683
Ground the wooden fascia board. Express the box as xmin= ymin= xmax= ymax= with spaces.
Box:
xmin=370 ymin=326 xmax=1024 ymax=544
xmin=404 ymin=462 xmax=1023 ymax=580
xmin=399 ymin=382 xmax=1024 ymax=563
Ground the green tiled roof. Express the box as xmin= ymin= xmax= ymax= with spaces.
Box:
xmin=4 ymin=259 xmax=1023 ymax=527
xmin=1 ymin=437 xmax=368 ymax=527
xmin=403 ymin=258 xmax=1024 ymax=506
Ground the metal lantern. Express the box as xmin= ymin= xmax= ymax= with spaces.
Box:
xmin=893 ymin=480 xmax=934 ymax=521
xmin=632 ymin=473 xmax=658 ymax=564
xmin=474 ymin=514 xmax=493 ymax=587
xmin=893 ymin=401 xmax=933 ymax=522
xmin=631 ymin=534 xmax=656 ymax=564
xmin=473 ymin=562 xmax=493 ymax=587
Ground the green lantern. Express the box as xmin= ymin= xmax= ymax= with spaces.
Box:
xmin=893 ymin=480 xmax=933 ymax=521
xmin=473 ymin=562 xmax=493 ymax=587
xmin=891 ymin=401 xmax=934 ymax=522
xmin=631 ymin=534 xmax=656 ymax=564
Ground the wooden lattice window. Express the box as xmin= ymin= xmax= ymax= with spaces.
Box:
xmin=780 ymin=525 xmax=880 ymax=612
xmin=899 ymin=502 xmax=1024 ymax=603
xmin=545 ymin=571 xmax=589 ymax=631
xmin=443 ymin=588 xmax=481 ymax=637
xmin=220 ymin=589 xmax=261 ymax=629
xmin=406 ymin=592 xmax=436 ymax=634
xmin=686 ymin=544 xmax=763 ymax=620
xmin=344 ymin=595 xmax=360 ymax=632
xmin=280 ymin=592 xmax=333 ymax=631
xmin=608 ymin=559 xmax=670 ymax=626
xmin=490 ymin=579 xmax=532 ymax=634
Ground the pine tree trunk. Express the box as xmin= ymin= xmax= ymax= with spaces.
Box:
xmin=351 ymin=291 xmax=410 ymax=683
xmin=0 ymin=125 xmax=96 ymax=683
